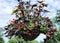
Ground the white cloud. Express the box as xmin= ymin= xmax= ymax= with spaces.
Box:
xmin=0 ymin=0 xmax=18 ymax=42
xmin=0 ymin=0 xmax=18 ymax=27
xmin=43 ymin=0 xmax=60 ymax=19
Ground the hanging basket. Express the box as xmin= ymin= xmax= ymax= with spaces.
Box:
xmin=14 ymin=29 xmax=41 ymax=41
xmin=21 ymin=29 xmax=41 ymax=41
xmin=4 ymin=0 xmax=55 ymax=42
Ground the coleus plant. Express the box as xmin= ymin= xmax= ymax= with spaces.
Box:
xmin=4 ymin=0 xmax=57 ymax=43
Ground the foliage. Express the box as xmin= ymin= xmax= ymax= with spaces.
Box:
xmin=0 ymin=28 xmax=4 ymax=43
xmin=8 ymin=36 xmax=38 ymax=43
xmin=0 ymin=37 xmax=4 ymax=43
xmin=55 ymin=29 xmax=60 ymax=42
xmin=0 ymin=28 xmax=4 ymax=37
xmin=46 ymin=39 xmax=53 ymax=43
xmin=54 ymin=10 xmax=60 ymax=25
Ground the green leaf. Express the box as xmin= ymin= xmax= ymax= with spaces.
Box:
xmin=0 ymin=37 xmax=4 ymax=43
xmin=12 ymin=9 xmax=18 ymax=14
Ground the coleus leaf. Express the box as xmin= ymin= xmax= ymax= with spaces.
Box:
xmin=37 ymin=1 xmax=43 ymax=3
xmin=31 ymin=4 xmax=37 ymax=9
xmin=43 ymin=10 xmax=50 ymax=12
xmin=17 ymin=0 xmax=20 ymax=2
xmin=12 ymin=9 xmax=18 ymax=15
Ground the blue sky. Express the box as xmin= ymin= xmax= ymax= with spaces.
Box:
xmin=0 ymin=0 xmax=60 ymax=43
